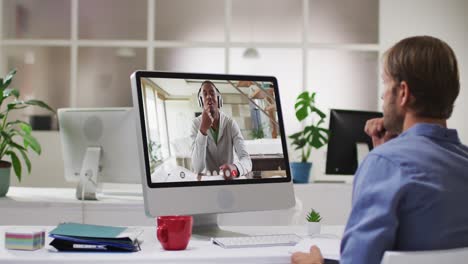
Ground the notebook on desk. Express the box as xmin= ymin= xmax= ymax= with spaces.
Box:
xmin=49 ymin=222 xmax=143 ymax=252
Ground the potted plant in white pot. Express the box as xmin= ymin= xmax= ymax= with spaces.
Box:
xmin=306 ymin=208 xmax=322 ymax=236
xmin=289 ymin=91 xmax=329 ymax=183
xmin=0 ymin=69 xmax=55 ymax=197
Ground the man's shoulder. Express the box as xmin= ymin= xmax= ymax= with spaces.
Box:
xmin=193 ymin=115 xmax=202 ymax=123
xmin=220 ymin=112 xmax=235 ymax=125
xmin=370 ymin=135 xmax=422 ymax=158
xmin=192 ymin=115 xmax=202 ymax=127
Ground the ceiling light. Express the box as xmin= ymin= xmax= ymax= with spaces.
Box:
xmin=116 ymin=47 xmax=136 ymax=58
xmin=243 ymin=47 xmax=260 ymax=59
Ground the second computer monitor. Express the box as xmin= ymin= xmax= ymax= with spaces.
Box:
xmin=58 ymin=108 xmax=141 ymax=200
xmin=326 ymin=109 xmax=383 ymax=175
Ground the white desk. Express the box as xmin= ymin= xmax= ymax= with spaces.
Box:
xmin=0 ymin=185 xmax=353 ymax=226
xmin=0 ymin=186 xmax=153 ymax=226
xmin=0 ymin=225 xmax=343 ymax=264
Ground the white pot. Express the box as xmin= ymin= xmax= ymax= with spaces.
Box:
xmin=306 ymin=222 xmax=321 ymax=236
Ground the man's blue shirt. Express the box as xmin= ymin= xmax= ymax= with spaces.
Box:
xmin=340 ymin=123 xmax=468 ymax=264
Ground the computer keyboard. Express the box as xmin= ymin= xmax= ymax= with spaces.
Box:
xmin=211 ymin=234 xmax=302 ymax=249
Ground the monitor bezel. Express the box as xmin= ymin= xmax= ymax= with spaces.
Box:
xmin=325 ymin=108 xmax=383 ymax=175
xmin=132 ymin=70 xmax=292 ymax=188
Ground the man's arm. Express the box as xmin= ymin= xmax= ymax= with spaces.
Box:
xmin=230 ymin=120 xmax=252 ymax=176
xmin=190 ymin=118 xmax=207 ymax=173
xmin=340 ymin=154 xmax=403 ymax=264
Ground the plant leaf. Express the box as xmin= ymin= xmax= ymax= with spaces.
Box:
xmin=306 ymin=209 xmax=322 ymax=222
xmin=6 ymin=150 xmax=21 ymax=181
xmin=311 ymin=106 xmax=326 ymax=119
xmin=294 ymin=91 xmax=322 ymax=122
xmin=23 ymin=134 xmax=41 ymax=155
xmin=18 ymin=148 xmax=31 ymax=174
xmin=24 ymin=99 xmax=55 ymax=113
xmin=6 ymin=120 xmax=30 ymax=128
xmin=3 ymin=88 xmax=20 ymax=98
xmin=7 ymin=101 xmax=28 ymax=111
xmin=0 ymin=69 xmax=16 ymax=90
xmin=20 ymin=123 xmax=32 ymax=134
xmin=9 ymin=141 xmax=27 ymax=151
xmin=0 ymin=130 xmax=13 ymax=143
xmin=288 ymin=131 xmax=302 ymax=140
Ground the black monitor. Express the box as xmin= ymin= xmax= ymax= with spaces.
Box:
xmin=325 ymin=109 xmax=383 ymax=175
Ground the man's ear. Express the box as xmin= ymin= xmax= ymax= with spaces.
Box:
xmin=398 ymin=81 xmax=411 ymax=107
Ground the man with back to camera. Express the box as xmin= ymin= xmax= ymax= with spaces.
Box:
xmin=191 ymin=80 xmax=252 ymax=180
xmin=291 ymin=36 xmax=468 ymax=264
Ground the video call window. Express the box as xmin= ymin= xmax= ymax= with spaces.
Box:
xmin=140 ymin=77 xmax=287 ymax=183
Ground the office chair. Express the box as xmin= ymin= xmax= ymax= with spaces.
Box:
xmin=381 ymin=247 xmax=468 ymax=264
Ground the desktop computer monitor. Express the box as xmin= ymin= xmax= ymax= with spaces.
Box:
xmin=130 ymin=71 xmax=295 ymax=236
xmin=58 ymin=108 xmax=141 ymax=200
xmin=325 ymin=109 xmax=383 ymax=176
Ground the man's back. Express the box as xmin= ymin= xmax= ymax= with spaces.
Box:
xmin=340 ymin=123 xmax=468 ymax=263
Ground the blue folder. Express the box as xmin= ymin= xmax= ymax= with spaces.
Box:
xmin=49 ymin=223 xmax=142 ymax=252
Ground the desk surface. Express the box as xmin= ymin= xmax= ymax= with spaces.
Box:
xmin=0 ymin=185 xmax=353 ymax=226
xmin=0 ymin=225 xmax=343 ymax=264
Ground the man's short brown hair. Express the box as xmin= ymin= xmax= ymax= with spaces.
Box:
xmin=384 ymin=36 xmax=460 ymax=119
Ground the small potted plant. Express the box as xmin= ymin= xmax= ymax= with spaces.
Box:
xmin=289 ymin=91 xmax=329 ymax=183
xmin=0 ymin=69 xmax=55 ymax=197
xmin=306 ymin=208 xmax=322 ymax=236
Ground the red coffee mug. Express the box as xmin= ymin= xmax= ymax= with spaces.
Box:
xmin=157 ymin=215 xmax=193 ymax=250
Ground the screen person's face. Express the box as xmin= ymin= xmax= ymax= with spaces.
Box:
xmin=201 ymin=84 xmax=219 ymax=116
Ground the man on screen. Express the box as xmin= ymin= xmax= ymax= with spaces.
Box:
xmin=191 ymin=81 xmax=252 ymax=180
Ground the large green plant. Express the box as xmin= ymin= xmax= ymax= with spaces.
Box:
xmin=0 ymin=69 xmax=55 ymax=181
xmin=288 ymin=91 xmax=329 ymax=163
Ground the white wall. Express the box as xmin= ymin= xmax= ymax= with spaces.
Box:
xmin=380 ymin=0 xmax=468 ymax=142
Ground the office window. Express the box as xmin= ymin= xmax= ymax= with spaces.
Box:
xmin=154 ymin=48 xmax=225 ymax=73
xmin=155 ymin=0 xmax=225 ymax=41
xmin=0 ymin=0 xmax=380 ymax=132
xmin=78 ymin=0 xmax=147 ymax=40
xmin=2 ymin=46 xmax=70 ymax=129
xmin=231 ymin=0 xmax=302 ymax=43
xmin=307 ymin=50 xmax=379 ymax=112
xmin=77 ymin=47 xmax=146 ymax=107
xmin=2 ymin=0 xmax=70 ymax=39
xmin=309 ymin=0 xmax=379 ymax=43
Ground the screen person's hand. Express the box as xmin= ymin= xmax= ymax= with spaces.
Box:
xmin=365 ymin=118 xmax=398 ymax=147
xmin=199 ymin=104 xmax=214 ymax=135
xmin=219 ymin=164 xmax=239 ymax=180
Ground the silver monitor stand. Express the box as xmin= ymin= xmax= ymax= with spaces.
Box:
xmin=76 ymin=146 xmax=101 ymax=201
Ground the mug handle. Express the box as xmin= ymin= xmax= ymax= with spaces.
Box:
xmin=157 ymin=224 xmax=168 ymax=243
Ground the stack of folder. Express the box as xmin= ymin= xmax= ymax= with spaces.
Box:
xmin=49 ymin=222 xmax=143 ymax=252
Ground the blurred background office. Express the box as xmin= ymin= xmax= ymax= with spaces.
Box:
xmin=0 ymin=0 xmax=466 ymax=188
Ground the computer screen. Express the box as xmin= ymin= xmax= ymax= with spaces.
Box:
xmin=131 ymin=71 xmax=295 ymax=234
xmin=325 ymin=109 xmax=383 ymax=175
xmin=58 ymin=108 xmax=141 ymax=200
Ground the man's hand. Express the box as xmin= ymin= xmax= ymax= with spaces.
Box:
xmin=219 ymin=164 xmax=239 ymax=180
xmin=364 ymin=118 xmax=398 ymax=147
xmin=291 ymin=246 xmax=324 ymax=264
xmin=199 ymin=105 xmax=214 ymax=135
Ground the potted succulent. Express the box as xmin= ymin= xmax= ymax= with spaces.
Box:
xmin=0 ymin=69 xmax=55 ymax=197
xmin=306 ymin=208 xmax=322 ymax=235
xmin=288 ymin=91 xmax=329 ymax=183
